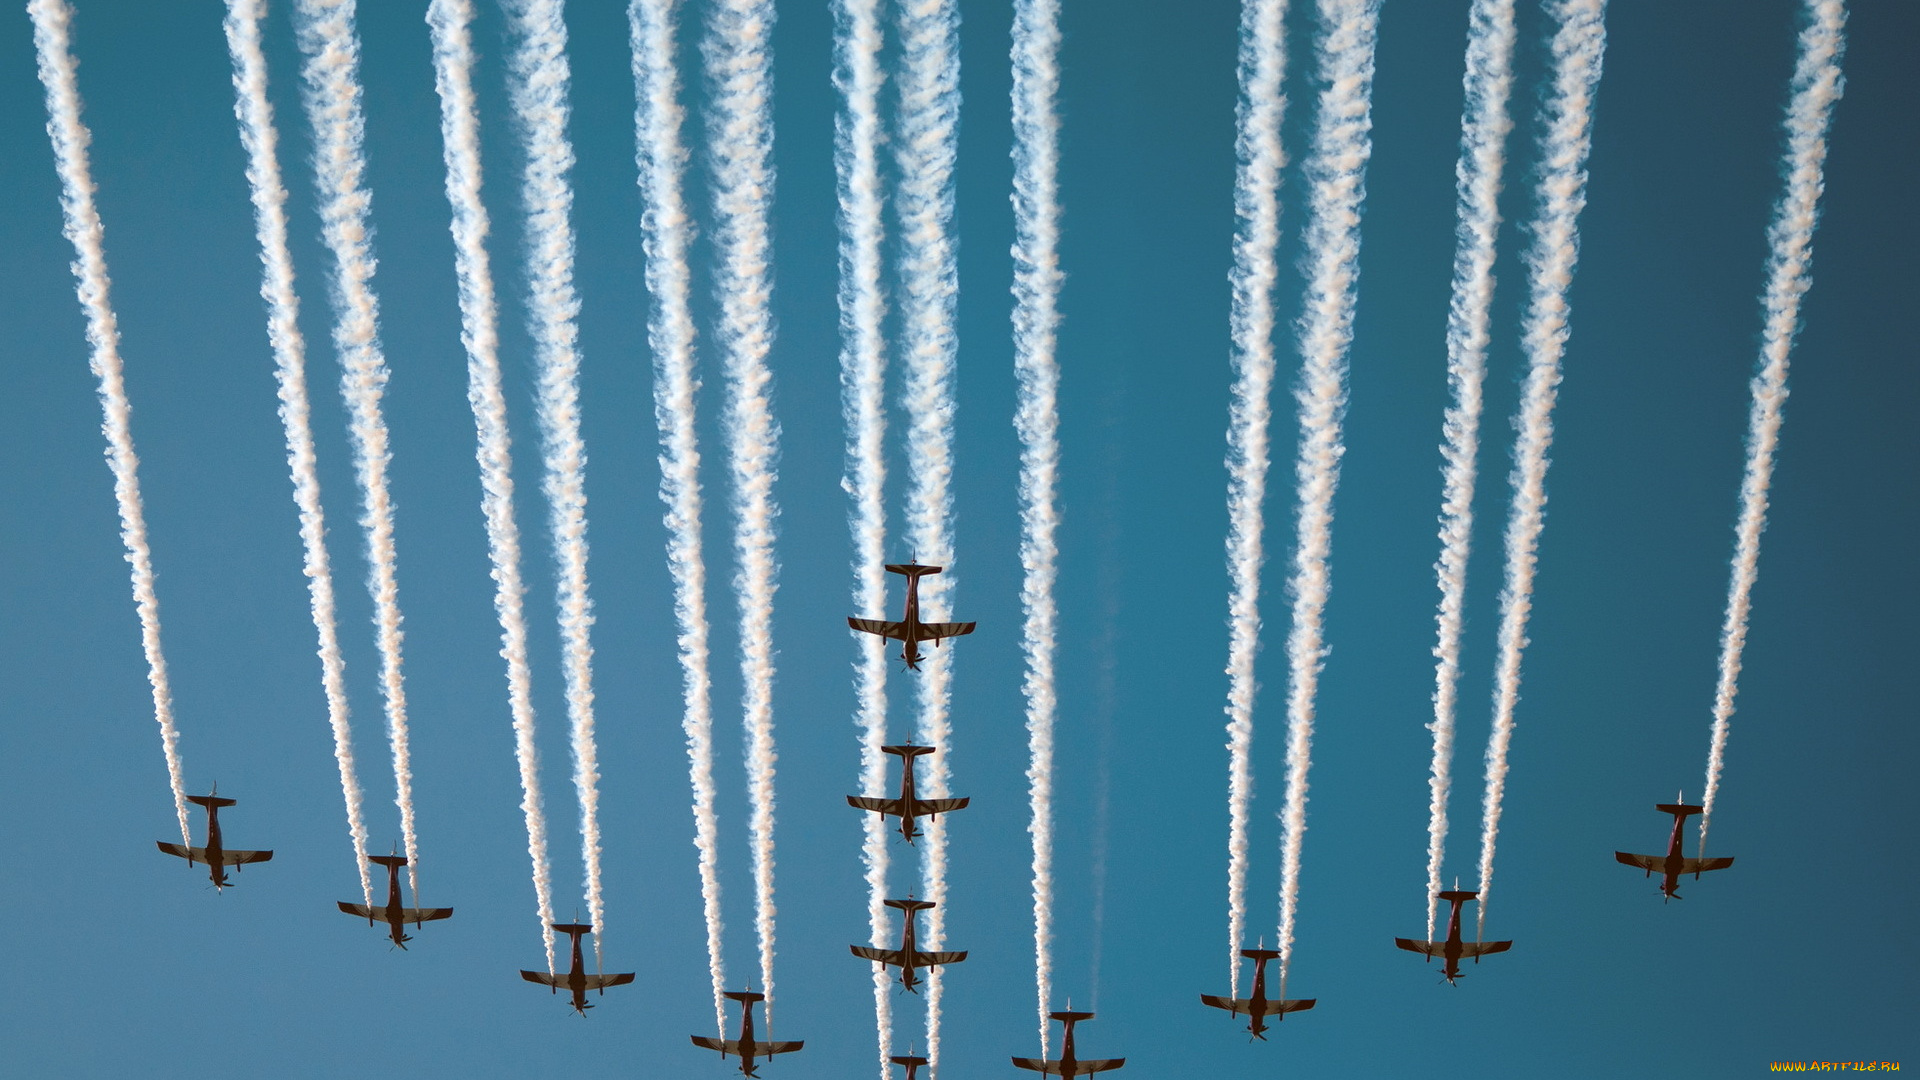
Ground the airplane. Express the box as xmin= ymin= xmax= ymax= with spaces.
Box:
xmin=847 ymin=562 xmax=976 ymax=671
xmin=1012 ymin=1009 xmax=1125 ymax=1075
xmin=1394 ymin=888 xmax=1511 ymax=984
xmin=851 ymin=897 xmax=967 ymax=992
xmin=1615 ymin=794 xmax=1735 ymax=900
xmin=336 ymin=850 xmax=452 ymax=948
xmin=691 ymin=989 xmax=802 ymax=1077
xmin=1199 ymin=945 xmax=1315 ymax=1038
xmin=519 ymin=922 xmax=635 ymax=1014
xmin=889 ymin=1051 xmax=928 ymax=1080
xmin=155 ymin=788 xmax=272 ymax=889
xmin=847 ymin=744 xmax=969 ymax=844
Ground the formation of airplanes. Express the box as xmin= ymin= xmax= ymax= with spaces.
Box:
xmin=152 ymin=564 xmax=1743 ymax=1070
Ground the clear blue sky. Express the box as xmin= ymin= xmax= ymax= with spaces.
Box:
xmin=1 ymin=1 xmax=1914 ymax=1076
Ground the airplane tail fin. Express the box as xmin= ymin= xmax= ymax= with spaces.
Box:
xmin=882 ymin=744 xmax=936 ymax=758
xmin=1656 ymin=802 xmax=1705 ymax=818
xmin=1050 ymin=1010 xmax=1095 ymax=1023
xmin=886 ymin=897 xmax=936 ymax=912
xmin=1437 ymin=889 xmax=1479 ymax=903
xmin=724 ymin=989 xmax=767 ymax=1004
xmin=187 ymin=794 xmax=237 ymax=809
xmin=1239 ymin=948 xmax=1281 ymax=961
xmin=368 ymin=854 xmax=408 ymax=868
xmin=885 ymin=563 xmax=943 ymax=577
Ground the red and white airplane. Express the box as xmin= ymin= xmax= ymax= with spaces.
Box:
xmin=155 ymin=789 xmax=272 ymax=890
xmin=847 ymin=744 xmax=969 ymax=844
xmin=1615 ymin=794 xmax=1735 ymax=901
xmin=848 ymin=563 xmax=976 ymax=671
xmin=851 ymin=898 xmax=967 ymax=992
xmin=337 ymin=850 xmax=452 ymax=949
xmin=1012 ymin=1010 xmax=1124 ymax=1075
xmin=519 ymin=922 xmax=634 ymax=1014
xmin=1394 ymin=888 xmax=1511 ymax=984
xmin=691 ymin=989 xmax=802 ymax=1077
xmin=1200 ymin=946 xmax=1315 ymax=1038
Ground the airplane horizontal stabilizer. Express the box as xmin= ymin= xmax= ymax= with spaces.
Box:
xmin=915 ymin=621 xmax=976 ymax=641
xmin=910 ymin=797 xmax=970 ymax=816
xmin=1680 ymin=856 xmax=1735 ymax=874
xmin=186 ymin=794 xmax=237 ymax=809
xmin=849 ymin=617 xmax=909 ymax=641
xmin=1458 ymin=940 xmax=1511 ymax=959
xmin=723 ymin=990 xmax=766 ymax=1003
xmin=1394 ymin=937 xmax=1445 ymax=958
xmin=583 ymin=972 xmax=635 ymax=990
xmin=848 ymin=796 xmax=904 ymax=815
xmin=913 ymin=950 xmax=967 ymax=966
xmin=885 ymin=563 xmax=942 ymax=576
xmin=368 ymin=854 xmax=407 ymax=868
xmin=1655 ymin=803 xmax=1705 ymax=818
xmin=520 ymin=970 xmax=565 ymax=988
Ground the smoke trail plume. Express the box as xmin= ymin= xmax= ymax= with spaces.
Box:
xmin=629 ymin=0 xmax=726 ymax=1029
xmin=703 ymin=0 xmax=785 ymax=1016
xmin=830 ymin=0 xmax=894 ymax=1067
xmin=30 ymin=0 xmax=193 ymax=853
xmin=1274 ymin=0 xmax=1379 ymax=995
xmin=1700 ymin=0 xmax=1847 ymax=851
xmin=293 ymin=0 xmax=424 ymax=904
xmin=426 ymin=0 xmax=557 ymax=973
xmin=504 ymin=0 xmax=609 ymax=971
xmin=895 ymin=0 xmax=961 ymax=1062
xmin=1220 ymin=0 xmax=1290 ymax=1002
xmin=1476 ymin=0 xmax=1607 ymax=940
xmin=1422 ymin=0 xmax=1516 ymax=944
xmin=223 ymin=0 xmax=373 ymax=908
xmin=1011 ymin=0 xmax=1064 ymax=1053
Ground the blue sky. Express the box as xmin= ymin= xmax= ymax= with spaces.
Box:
xmin=1 ymin=0 xmax=1914 ymax=1076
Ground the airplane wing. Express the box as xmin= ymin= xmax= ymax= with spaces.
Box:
xmin=849 ymin=617 xmax=910 ymax=641
xmin=583 ymin=972 xmax=635 ymax=990
xmin=913 ymin=949 xmax=967 ymax=966
xmin=851 ymin=945 xmax=905 ymax=965
xmin=220 ymin=849 xmax=273 ymax=866
xmin=1078 ymin=1059 xmax=1126 ymax=1073
xmin=1615 ymin=851 xmax=1662 ymax=872
xmin=691 ymin=1037 xmax=740 ymax=1054
xmin=400 ymin=907 xmax=455 ymax=924
xmin=521 ymin=970 xmax=566 ymax=989
xmin=338 ymin=902 xmax=376 ymax=919
xmin=156 ymin=841 xmax=203 ymax=865
xmin=764 ymin=1041 xmax=803 ymax=1056
xmin=907 ymin=797 xmax=970 ymax=816
xmin=1394 ymin=937 xmax=1445 ymax=958
xmin=913 ymin=621 xmax=976 ymax=642
xmin=1199 ymin=994 xmax=1250 ymax=1015
xmin=848 ymin=796 xmax=906 ymax=816
xmin=1679 ymin=856 xmax=1734 ymax=874
xmin=1011 ymin=1058 xmax=1059 ymax=1074
xmin=1457 ymin=940 xmax=1511 ymax=959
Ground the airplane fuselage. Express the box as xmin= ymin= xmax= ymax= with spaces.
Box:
xmin=1657 ymin=811 xmax=1689 ymax=898
xmin=562 ymin=930 xmax=593 ymax=1014
xmin=732 ymin=1004 xmax=765 ymax=1077
xmin=201 ymin=805 xmax=230 ymax=888
xmin=1245 ymin=957 xmax=1272 ymax=1038
xmin=1439 ymin=897 xmax=1468 ymax=982
xmin=897 ymin=572 xmax=928 ymax=669
xmin=896 ymin=759 xmax=923 ymax=842
xmin=379 ymin=863 xmax=410 ymax=947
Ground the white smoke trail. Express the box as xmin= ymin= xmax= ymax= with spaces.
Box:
xmin=629 ymin=0 xmax=726 ymax=1032
xmin=895 ymin=0 xmax=961 ymax=1063
xmin=1422 ymin=0 xmax=1516 ymax=944
xmin=223 ymin=0 xmax=373 ymax=909
xmin=30 ymin=0 xmax=193 ymax=854
xmin=1220 ymin=0 xmax=1289 ymax=1003
xmin=703 ymin=0 xmax=784 ymax=1017
xmin=293 ymin=0 xmax=424 ymax=904
xmin=830 ymin=0 xmax=893 ymax=1068
xmin=1475 ymin=0 xmax=1608 ymax=941
xmin=1700 ymin=0 xmax=1847 ymax=852
xmin=504 ymin=0 xmax=609 ymax=972
xmin=426 ymin=0 xmax=557 ymax=974
xmin=1274 ymin=0 xmax=1379 ymax=996
xmin=1011 ymin=0 xmax=1063 ymax=1054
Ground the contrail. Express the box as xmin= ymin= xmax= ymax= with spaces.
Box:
xmin=1475 ymin=0 xmax=1608 ymax=941
xmin=31 ymin=0 xmax=193 ymax=854
xmin=895 ymin=0 xmax=961 ymax=1063
xmin=1274 ymin=0 xmax=1379 ymax=996
xmin=223 ymin=0 xmax=372 ymax=909
xmin=1011 ymin=0 xmax=1063 ymax=1054
xmin=630 ymin=0 xmax=726 ymax=1032
xmin=1422 ymin=0 xmax=1516 ymax=944
xmin=703 ymin=0 xmax=784 ymax=1017
xmin=830 ymin=0 xmax=894 ymax=1068
xmin=1220 ymin=0 xmax=1290 ymax=1003
xmin=629 ymin=0 xmax=728 ymax=1029
xmin=293 ymin=0 xmax=424 ymax=905
xmin=426 ymin=0 xmax=557 ymax=973
xmin=504 ymin=0 xmax=609 ymax=972
xmin=1700 ymin=0 xmax=1847 ymax=852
